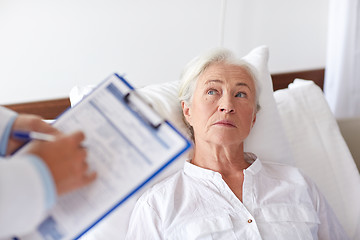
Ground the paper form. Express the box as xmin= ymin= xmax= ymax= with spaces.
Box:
xmin=22 ymin=74 xmax=191 ymax=240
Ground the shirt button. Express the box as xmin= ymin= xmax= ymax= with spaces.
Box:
xmin=248 ymin=219 xmax=253 ymax=223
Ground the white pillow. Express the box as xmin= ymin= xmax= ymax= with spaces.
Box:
xmin=242 ymin=46 xmax=293 ymax=165
xmin=70 ymin=46 xmax=294 ymax=239
xmin=274 ymin=79 xmax=360 ymax=239
xmin=136 ymin=81 xmax=189 ymax=138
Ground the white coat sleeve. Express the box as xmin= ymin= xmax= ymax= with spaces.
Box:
xmin=0 ymin=107 xmax=48 ymax=238
xmin=0 ymin=157 xmax=48 ymax=238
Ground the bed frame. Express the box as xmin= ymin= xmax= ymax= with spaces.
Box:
xmin=4 ymin=68 xmax=324 ymax=119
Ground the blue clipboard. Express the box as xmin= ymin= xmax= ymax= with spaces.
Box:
xmin=25 ymin=74 xmax=191 ymax=240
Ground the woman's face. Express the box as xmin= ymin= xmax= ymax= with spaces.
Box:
xmin=182 ymin=62 xmax=257 ymax=146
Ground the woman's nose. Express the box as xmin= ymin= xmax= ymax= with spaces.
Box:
xmin=219 ymin=107 xmax=234 ymax=113
xmin=218 ymin=96 xmax=235 ymax=113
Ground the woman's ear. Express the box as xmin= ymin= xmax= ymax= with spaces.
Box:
xmin=251 ymin=113 xmax=257 ymax=128
xmin=181 ymin=101 xmax=192 ymax=126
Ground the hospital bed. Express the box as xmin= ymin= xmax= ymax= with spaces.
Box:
xmin=5 ymin=47 xmax=360 ymax=239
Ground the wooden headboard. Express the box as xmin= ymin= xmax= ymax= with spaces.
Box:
xmin=271 ymin=68 xmax=324 ymax=91
xmin=4 ymin=68 xmax=324 ymax=119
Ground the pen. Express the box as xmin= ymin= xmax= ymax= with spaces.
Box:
xmin=12 ymin=131 xmax=56 ymax=142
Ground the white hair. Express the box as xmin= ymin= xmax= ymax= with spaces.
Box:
xmin=179 ymin=48 xmax=261 ymax=110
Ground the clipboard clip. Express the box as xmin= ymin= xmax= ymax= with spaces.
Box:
xmin=124 ymin=91 xmax=164 ymax=129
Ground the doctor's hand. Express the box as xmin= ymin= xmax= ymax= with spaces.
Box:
xmin=7 ymin=114 xmax=59 ymax=155
xmin=26 ymin=131 xmax=97 ymax=196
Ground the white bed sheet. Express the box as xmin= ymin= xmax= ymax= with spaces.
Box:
xmin=274 ymin=79 xmax=360 ymax=239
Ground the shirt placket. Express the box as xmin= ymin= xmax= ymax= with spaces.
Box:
xmin=216 ymin=169 xmax=262 ymax=239
xmin=241 ymin=169 xmax=262 ymax=239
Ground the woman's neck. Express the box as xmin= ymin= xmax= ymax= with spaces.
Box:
xmin=191 ymin=140 xmax=250 ymax=176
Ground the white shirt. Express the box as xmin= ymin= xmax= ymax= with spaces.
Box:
xmin=126 ymin=156 xmax=349 ymax=240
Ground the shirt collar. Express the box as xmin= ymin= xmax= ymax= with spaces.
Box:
xmin=184 ymin=159 xmax=223 ymax=180
xmin=184 ymin=152 xmax=262 ymax=179
xmin=244 ymin=154 xmax=262 ymax=175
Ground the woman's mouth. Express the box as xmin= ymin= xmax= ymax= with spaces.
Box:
xmin=213 ymin=120 xmax=236 ymax=127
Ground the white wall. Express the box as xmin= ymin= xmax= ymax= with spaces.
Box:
xmin=0 ymin=0 xmax=329 ymax=105
xmin=224 ymin=0 xmax=329 ymax=72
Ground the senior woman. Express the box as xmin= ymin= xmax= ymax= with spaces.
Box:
xmin=126 ymin=49 xmax=348 ymax=239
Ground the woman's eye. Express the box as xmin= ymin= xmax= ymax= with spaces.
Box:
xmin=207 ymin=89 xmax=217 ymax=95
xmin=235 ymin=92 xmax=247 ymax=98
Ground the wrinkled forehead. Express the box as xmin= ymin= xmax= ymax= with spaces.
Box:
xmin=197 ymin=62 xmax=256 ymax=88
